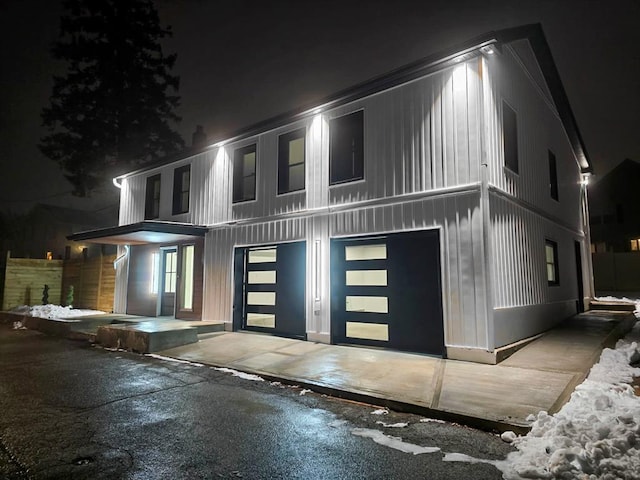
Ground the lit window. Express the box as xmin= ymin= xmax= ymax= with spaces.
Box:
xmin=180 ymin=245 xmax=194 ymax=310
xmin=545 ymin=240 xmax=559 ymax=286
xmin=330 ymin=110 xmax=364 ymax=185
xmin=145 ymin=174 xmax=161 ymax=219
xmin=233 ymin=144 xmax=256 ymax=203
xmin=502 ymin=101 xmax=518 ymax=174
xmin=46 ymin=251 xmax=53 ymax=260
xmin=164 ymin=251 xmax=177 ymax=293
xmin=172 ymin=166 xmax=190 ymax=214
xmin=150 ymin=252 xmax=160 ymax=294
xmin=630 ymin=239 xmax=640 ymax=251
xmin=278 ymin=128 xmax=305 ymax=194
xmin=548 ymin=150 xmax=558 ymax=201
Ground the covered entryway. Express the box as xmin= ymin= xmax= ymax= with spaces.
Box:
xmin=68 ymin=221 xmax=208 ymax=319
xmin=330 ymin=229 xmax=444 ymax=356
xmin=233 ymin=242 xmax=306 ymax=339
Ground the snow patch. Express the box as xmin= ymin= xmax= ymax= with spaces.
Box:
xmin=351 ymin=428 xmax=440 ymax=455
xmin=146 ymin=354 xmax=204 ymax=367
xmin=14 ymin=304 xmax=105 ymax=319
xmin=420 ymin=418 xmax=446 ymax=424
xmin=299 ymin=389 xmax=312 ymax=396
xmin=12 ymin=321 xmax=26 ymax=330
xmin=376 ymin=421 xmax=409 ymax=428
xmin=214 ymin=367 xmax=264 ymax=382
xmin=370 ymin=408 xmax=389 ymax=415
xmin=501 ymin=431 xmax=517 ymax=443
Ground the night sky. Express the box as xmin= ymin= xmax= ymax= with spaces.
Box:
xmin=1 ymin=0 xmax=638 ymax=214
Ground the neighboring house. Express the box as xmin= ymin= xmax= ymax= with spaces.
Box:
xmin=589 ymin=158 xmax=640 ymax=253
xmin=3 ymin=203 xmax=118 ymax=260
xmin=70 ymin=24 xmax=594 ymax=363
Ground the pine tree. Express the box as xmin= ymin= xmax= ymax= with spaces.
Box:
xmin=40 ymin=0 xmax=184 ymax=196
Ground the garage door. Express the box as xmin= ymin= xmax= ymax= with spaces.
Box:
xmin=233 ymin=242 xmax=306 ymax=340
xmin=330 ymin=230 xmax=444 ymax=355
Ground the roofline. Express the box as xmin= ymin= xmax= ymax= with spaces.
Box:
xmin=117 ymin=23 xmax=591 ymax=180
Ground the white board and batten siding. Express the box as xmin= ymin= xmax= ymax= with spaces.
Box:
xmin=481 ymin=45 xmax=591 ymax=347
xmin=198 ymin=57 xmax=490 ymax=350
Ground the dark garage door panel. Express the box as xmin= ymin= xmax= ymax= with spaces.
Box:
xmin=331 ymin=230 xmax=444 ymax=356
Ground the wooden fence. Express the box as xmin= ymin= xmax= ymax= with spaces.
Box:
xmin=62 ymin=255 xmax=116 ymax=312
xmin=1 ymin=252 xmax=116 ymax=312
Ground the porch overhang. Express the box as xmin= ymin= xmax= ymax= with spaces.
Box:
xmin=67 ymin=221 xmax=208 ymax=246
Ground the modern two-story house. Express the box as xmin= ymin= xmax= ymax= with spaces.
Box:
xmin=70 ymin=24 xmax=594 ymax=363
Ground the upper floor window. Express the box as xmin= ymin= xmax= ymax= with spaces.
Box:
xmin=145 ymin=174 xmax=161 ymax=219
xmin=278 ymin=128 xmax=306 ymax=194
xmin=502 ymin=101 xmax=518 ymax=174
xmin=545 ymin=239 xmax=559 ymax=286
xmin=330 ymin=110 xmax=364 ymax=185
xmin=233 ymin=144 xmax=257 ymax=203
xmin=172 ymin=165 xmax=190 ymax=215
xmin=548 ymin=150 xmax=558 ymax=201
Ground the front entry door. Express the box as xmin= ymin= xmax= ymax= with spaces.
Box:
xmin=160 ymin=248 xmax=177 ymax=316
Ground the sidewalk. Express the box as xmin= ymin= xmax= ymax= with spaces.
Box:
xmin=158 ymin=309 xmax=636 ymax=433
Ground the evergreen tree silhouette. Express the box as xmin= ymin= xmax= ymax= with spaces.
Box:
xmin=40 ymin=0 xmax=184 ymax=196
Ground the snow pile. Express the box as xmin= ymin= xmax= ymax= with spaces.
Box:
xmin=503 ymin=321 xmax=640 ymax=479
xmin=12 ymin=304 xmax=104 ymax=319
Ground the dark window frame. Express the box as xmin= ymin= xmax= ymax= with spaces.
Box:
xmin=329 ymin=110 xmax=364 ymax=185
xmin=502 ymin=101 xmax=519 ymax=174
xmin=548 ymin=150 xmax=559 ymax=201
xmin=233 ymin=144 xmax=257 ymax=203
xmin=145 ymin=174 xmax=161 ymax=220
xmin=172 ymin=165 xmax=191 ymax=215
xmin=545 ymin=239 xmax=560 ymax=286
xmin=277 ymin=127 xmax=306 ymax=195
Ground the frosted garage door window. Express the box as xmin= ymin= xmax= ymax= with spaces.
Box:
xmin=345 ymin=244 xmax=386 ymax=261
xmin=248 ymin=270 xmax=276 ymax=284
xmin=247 ymin=292 xmax=276 ymax=306
xmin=246 ymin=313 xmax=276 ymax=328
xmin=346 ymin=322 xmax=389 ymax=341
xmin=248 ymin=248 xmax=277 ymax=263
xmin=346 ymin=270 xmax=387 ymax=286
xmin=346 ymin=296 xmax=388 ymax=313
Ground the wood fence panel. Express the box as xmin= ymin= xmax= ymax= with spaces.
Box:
xmin=1 ymin=254 xmax=116 ymax=312
xmin=2 ymin=258 xmax=63 ymax=310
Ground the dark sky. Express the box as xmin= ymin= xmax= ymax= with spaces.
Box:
xmin=1 ymin=0 xmax=638 ymax=214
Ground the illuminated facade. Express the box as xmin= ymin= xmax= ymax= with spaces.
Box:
xmin=71 ymin=24 xmax=593 ymax=363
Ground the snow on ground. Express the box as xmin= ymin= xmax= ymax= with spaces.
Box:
xmin=351 ymin=428 xmax=441 ymax=455
xmin=214 ymin=367 xmax=264 ymax=382
xmin=145 ymin=353 xmax=204 ymax=367
xmin=496 ymin=319 xmax=640 ymax=480
xmin=12 ymin=304 xmax=105 ymax=319
xmin=444 ymin=298 xmax=640 ymax=479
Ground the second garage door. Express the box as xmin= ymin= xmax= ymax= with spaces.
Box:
xmin=330 ymin=229 xmax=444 ymax=356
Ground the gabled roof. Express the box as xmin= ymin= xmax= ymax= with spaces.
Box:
xmin=117 ymin=23 xmax=591 ymax=180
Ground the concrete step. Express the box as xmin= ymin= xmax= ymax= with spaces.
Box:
xmin=96 ymin=322 xmax=198 ymax=353
xmin=590 ymin=300 xmax=636 ymax=312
